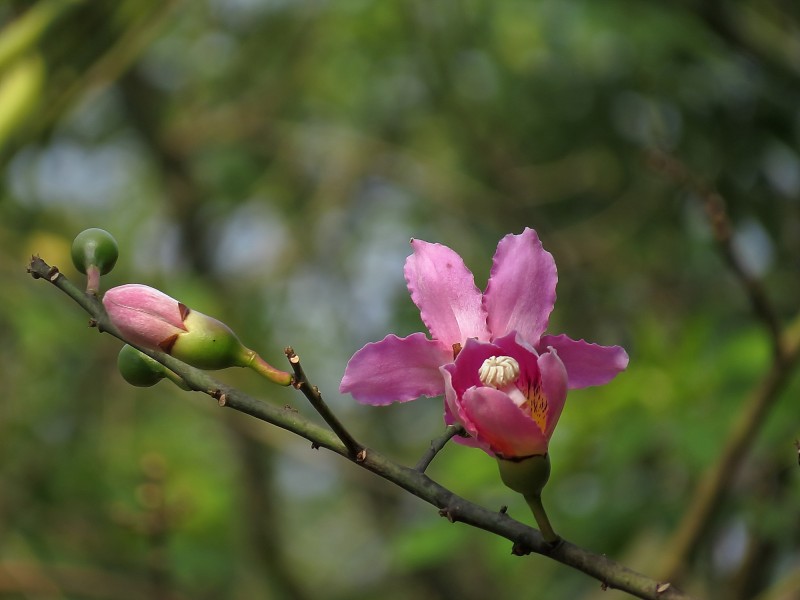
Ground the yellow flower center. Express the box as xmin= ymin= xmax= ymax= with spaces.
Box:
xmin=478 ymin=355 xmax=520 ymax=389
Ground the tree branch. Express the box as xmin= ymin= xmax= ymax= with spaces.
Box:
xmin=647 ymin=151 xmax=800 ymax=580
xmin=647 ymin=150 xmax=783 ymax=356
xmin=415 ymin=424 xmax=465 ymax=472
xmin=284 ymin=346 xmax=364 ymax=459
xmin=27 ymin=255 xmax=696 ymax=600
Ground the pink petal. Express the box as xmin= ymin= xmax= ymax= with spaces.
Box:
xmin=340 ymin=333 xmax=453 ymax=405
xmin=538 ymin=334 xmax=629 ymax=389
xmin=462 ymin=386 xmax=549 ymax=458
xmin=449 ymin=337 xmax=503 ymax=395
xmin=441 ymin=365 xmax=484 ymax=450
xmin=483 ymin=228 xmax=557 ymax=344
xmin=404 ymin=239 xmax=490 ymax=346
xmin=537 ymin=349 xmax=568 ymax=440
xmin=103 ymin=284 xmax=186 ymax=348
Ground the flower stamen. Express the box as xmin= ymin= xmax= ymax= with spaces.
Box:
xmin=479 ymin=356 xmax=520 ymax=389
xmin=522 ymin=381 xmax=548 ymax=432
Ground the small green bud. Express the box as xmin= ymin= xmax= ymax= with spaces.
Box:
xmin=117 ymin=344 xmax=190 ymax=389
xmin=117 ymin=344 xmax=166 ymax=387
xmin=71 ymin=228 xmax=119 ymax=275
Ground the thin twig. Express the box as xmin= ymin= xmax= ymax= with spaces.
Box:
xmin=28 ymin=255 xmax=696 ymax=600
xmin=647 ymin=150 xmax=784 ymax=356
xmin=284 ymin=347 xmax=364 ymax=459
xmin=415 ymin=424 xmax=465 ymax=472
xmin=647 ymin=151 xmax=800 ymax=581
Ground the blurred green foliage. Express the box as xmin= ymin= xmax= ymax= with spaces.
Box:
xmin=1 ymin=0 xmax=799 ymax=598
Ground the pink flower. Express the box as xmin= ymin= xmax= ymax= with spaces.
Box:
xmin=441 ymin=333 xmax=567 ymax=458
xmin=340 ymin=228 xmax=628 ymax=405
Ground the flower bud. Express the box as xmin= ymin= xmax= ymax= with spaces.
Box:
xmin=103 ymin=284 xmax=292 ymax=385
xmin=117 ymin=344 xmax=190 ymax=389
xmin=71 ymin=228 xmax=119 ymax=275
xmin=496 ymin=453 xmax=551 ymax=497
xmin=117 ymin=344 xmax=167 ymax=387
xmin=71 ymin=228 xmax=119 ymax=294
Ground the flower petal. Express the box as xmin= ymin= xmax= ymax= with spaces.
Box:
xmin=103 ymin=284 xmax=186 ymax=348
xmin=404 ymin=239 xmax=490 ymax=345
xmin=483 ymin=228 xmax=557 ymax=344
xmin=538 ymin=334 xmax=629 ymax=389
xmin=461 ymin=386 xmax=549 ymax=458
xmin=537 ymin=349 xmax=568 ymax=440
xmin=339 ymin=333 xmax=452 ymax=405
xmin=441 ymin=365 xmax=484 ymax=449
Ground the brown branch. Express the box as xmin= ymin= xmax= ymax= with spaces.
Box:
xmin=284 ymin=346 xmax=364 ymax=459
xmin=28 ymin=255 xmax=697 ymax=600
xmin=648 ymin=150 xmax=800 ymax=581
xmin=415 ymin=424 xmax=465 ymax=472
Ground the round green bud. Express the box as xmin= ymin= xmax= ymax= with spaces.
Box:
xmin=71 ymin=228 xmax=119 ymax=275
xmin=117 ymin=344 xmax=165 ymax=387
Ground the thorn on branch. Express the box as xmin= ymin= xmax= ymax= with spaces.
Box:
xmin=311 ymin=442 xmax=320 ymax=450
xmin=499 ymin=505 xmax=508 ymax=514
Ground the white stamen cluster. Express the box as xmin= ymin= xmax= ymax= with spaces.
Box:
xmin=478 ymin=355 xmax=520 ymax=389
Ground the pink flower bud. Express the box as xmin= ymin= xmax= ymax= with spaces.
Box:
xmin=103 ymin=284 xmax=187 ymax=350
xmin=103 ymin=284 xmax=292 ymax=386
xmin=102 ymin=284 xmax=248 ymax=371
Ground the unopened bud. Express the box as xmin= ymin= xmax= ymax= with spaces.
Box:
xmin=71 ymin=228 xmax=118 ymax=293
xmin=103 ymin=284 xmax=291 ymax=385
xmin=117 ymin=344 xmax=167 ymax=387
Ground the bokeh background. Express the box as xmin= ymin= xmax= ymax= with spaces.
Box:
xmin=2 ymin=1 xmax=800 ymax=599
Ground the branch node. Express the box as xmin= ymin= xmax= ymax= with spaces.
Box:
xmin=438 ymin=505 xmax=460 ymax=523
xmin=499 ymin=505 xmax=508 ymax=514
xmin=88 ymin=318 xmax=98 ymax=328
xmin=656 ymin=582 xmax=671 ymax=595
xmin=48 ymin=265 xmax=61 ymax=282
xmin=311 ymin=442 xmax=320 ymax=450
xmin=356 ymin=449 xmax=367 ymax=462
xmin=283 ymin=404 xmax=298 ymax=413
xmin=511 ymin=542 xmax=532 ymax=556
xmin=210 ymin=389 xmax=227 ymax=406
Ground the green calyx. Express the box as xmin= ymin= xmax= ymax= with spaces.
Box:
xmin=71 ymin=228 xmax=119 ymax=276
xmin=497 ymin=454 xmax=559 ymax=545
xmin=117 ymin=344 xmax=189 ymax=389
xmin=497 ymin=453 xmax=551 ymax=497
xmin=169 ymin=310 xmax=247 ymax=371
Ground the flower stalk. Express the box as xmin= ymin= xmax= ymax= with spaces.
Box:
xmin=524 ymin=493 xmax=559 ymax=545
